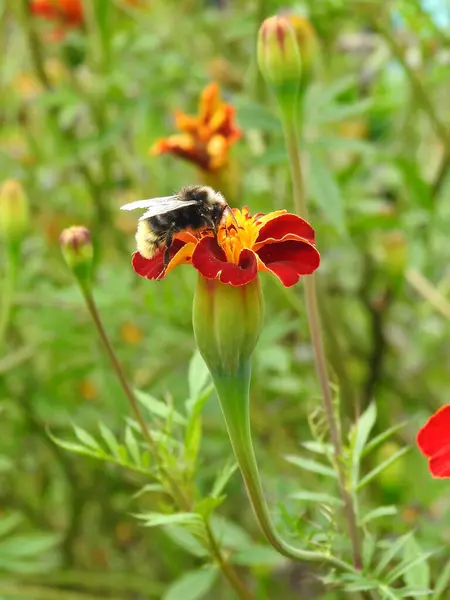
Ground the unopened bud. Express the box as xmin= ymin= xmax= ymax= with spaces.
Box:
xmin=257 ymin=16 xmax=302 ymax=110
xmin=285 ymin=15 xmax=317 ymax=74
xmin=60 ymin=226 xmax=93 ymax=288
xmin=0 ymin=179 xmax=29 ymax=245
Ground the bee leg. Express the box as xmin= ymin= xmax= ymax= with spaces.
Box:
xmin=163 ymin=232 xmax=174 ymax=268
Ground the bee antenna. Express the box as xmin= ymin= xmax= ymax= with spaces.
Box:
xmin=225 ymin=205 xmax=239 ymax=229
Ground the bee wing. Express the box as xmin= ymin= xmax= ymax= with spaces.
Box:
xmin=120 ymin=197 xmax=198 ymax=220
xmin=120 ymin=196 xmax=176 ymax=211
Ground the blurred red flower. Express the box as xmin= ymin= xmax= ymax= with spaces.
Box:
xmin=417 ymin=405 xmax=450 ymax=478
xmin=132 ymin=207 xmax=320 ymax=286
xmin=30 ymin=0 xmax=83 ymax=27
xmin=151 ymin=82 xmax=241 ymax=172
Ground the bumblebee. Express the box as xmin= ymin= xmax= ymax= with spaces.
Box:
xmin=121 ymin=185 xmax=233 ymax=266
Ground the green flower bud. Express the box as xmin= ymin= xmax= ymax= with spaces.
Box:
xmin=193 ymin=277 xmax=263 ymax=376
xmin=60 ymin=226 xmax=93 ymax=290
xmin=0 ymin=179 xmax=29 ymax=246
xmin=257 ymin=16 xmax=302 ymax=112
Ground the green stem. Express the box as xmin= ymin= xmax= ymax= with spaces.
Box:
xmin=80 ymin=286 xmax=253 ymax=598
xmin=0 ymin=245 xmax=18 ymax=352
xmin=213 ymin=364 xmax=355 ymax=574
xmin=281 ymin=112 xmax=363 ymax=570
xmin=204 ymin=520 xmax=255 ymax=600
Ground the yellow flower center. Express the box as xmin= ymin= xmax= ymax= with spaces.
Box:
xmin=217 ymin=209 xmax=261 ymax=264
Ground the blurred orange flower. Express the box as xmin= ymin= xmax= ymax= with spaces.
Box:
xmin=151 ymin=83 xmax=241 ymax=172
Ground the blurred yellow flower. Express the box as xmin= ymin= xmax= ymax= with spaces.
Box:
xmin=120 ymin=321 xmax=143 ymax=345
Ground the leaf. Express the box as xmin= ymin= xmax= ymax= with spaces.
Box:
xmin=164 ymin=525 xmax=208 ymax=558
xmin=135 ymin=390 xmax=186 ymax=425
xmin=98 ymin=423 xmax=120 ymax=459
xmin=210 ymin=515 xmax=252 ymax=549
xmin=188 ymin=351 xmax=211 ymax=402
xmin=357 ymin=447 xmax=410 ymax=491
xmin=396 ymin=157 xmax=433 ymax=211
xmin=232 ymin=544 xmax=286 ymax=567
xmin=362 ymin=421 xmax=408 ymax=458
xmin=163 ymin=568 xmax=218 ymax=600
xmin=0 ymin=533 xmax=60 ymax=558
xmin=0 ymin=513 xmax=22 ymax=538
xmin=359 ymin=506 xmax=397 ymax=525
xmin=374 ymin=533 xmax=414 ymax=577
xmin=125 ymin=426 xmax=141 ymax=466
xmin=363 ymin=534 xmax=376 ymax=569
xmin=290 ymin=490 xmax=343 ymax=506
xmin=211 ymin=460 xmax=238 ymax=498
xmin=133 ymin=484 xmax=165 ymax=498
xmin=135 ymin=512 xmax=201 ymax=528
xmin=301 ymin=441 xmax=334 ymax=455
xmin=396 ymin=536 xmax=431 ymax=591
xmin=285 ymin=455 xmax=337 ymax=478
xmin=432 ymin=560 xmax=450 ymax=599
xmin=351 ymin=403 xmax=377 ymax=489
xmin=308 ymin=146 xmax=347 ymax=236
xmin=73 ymin=426 xmax=102 ymax=451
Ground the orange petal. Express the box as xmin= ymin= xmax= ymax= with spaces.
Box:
xmin=199 ymin=82 xmax=221 ymax=123
xmin=165 ymin=241 xmax=197 ymax=274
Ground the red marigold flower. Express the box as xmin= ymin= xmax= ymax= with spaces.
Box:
xmin=132 ymin=206 xmax=320 ymax=287
xmin=150 ymin=82 xmax=241 ymax=172
xmin=417 ymin=405 xmax=450 ymax=478
xmin=30 ymin=0 xmax=83 ymax=27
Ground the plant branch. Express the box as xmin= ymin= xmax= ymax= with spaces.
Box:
xmin=282 ymin=111 xmax=363 ymax=570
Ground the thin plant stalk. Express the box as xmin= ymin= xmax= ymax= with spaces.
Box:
xmin=78 ymin=286 xmax=255 ymax=600
xmin=0 ymin=247 xmax=18 ymax=352
xmin=212 ymin=367 xmax=356 ymax=574
xmin=281 ymin=110 xmax=363 ymax=570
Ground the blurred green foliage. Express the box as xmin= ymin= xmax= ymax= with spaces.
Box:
xmin=1 ymin=0 xmax=450 ymax=598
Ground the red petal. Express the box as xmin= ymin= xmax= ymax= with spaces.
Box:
xmin=131 ymin=239 xmax=188 ymax=280
xmin=428 ymin=444 xmax=450 ymax=478
xmin=256 ymin=214 xmax=315 ymax=245
xmin=192 ymin=237 xmax=258 ymax=286
xmin=417 ymin=405 xmax=450 ymax=458
xmin=256 ymin=240 xmax=320 ymax=287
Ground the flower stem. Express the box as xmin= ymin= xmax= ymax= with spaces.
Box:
xmin=0 ymin=246 xmax=18 ymax=353
xmin=281 ymin=112 xmax=363 ymax=570
xmin=79 ymin=287 xmax=253 ymax=599
xmin=213 ymin=365 xmax=355 ymax=574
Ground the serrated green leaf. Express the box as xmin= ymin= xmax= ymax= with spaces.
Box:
xmin=211 ymin=460 xmax=238 ymax=498
xmin=375 ymin=533 xmax=414 ymax=577
xmin=301 ymin=441 xmax=334 ymax=455
xmin=98 ymin=423 xmax=120 ymax=459
xmin=290 ymin=490 xmax=343 ymax=505
xmin=351 ymin=403 xmax=377 ymax=489
xmin=125 ymin=426 xmax=141 ymax=466
xmin=357 ymin=447 xmax=410 ymax=491
xmin=285 ymin=455 xmax=337 ymax=478
xmin=133 ymin=484 xmax=165 ymax=498
xmin=135 ymin=390 xmax=186 ymax=425
xmin=163 ymin=568 xmax=218 ymax=600
xmin=136 ymin=512 xmax=201 ymax=528
xmin=360 ymin=505 xmax=398 ymax=525
xmin=389 ymin=536 xmax=431 ymax=589
xmin=363 ymin=534 xmax=376 ymax=569
xmin=73 ymin=426 xmax=102 ymax=451
xmin=48 ymin=431 xmax=101 ymax=460
xmin=362 ymin=421 xmax=408 ymax=458
xmin=188 ymin=351 xmax=211 ymax=402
